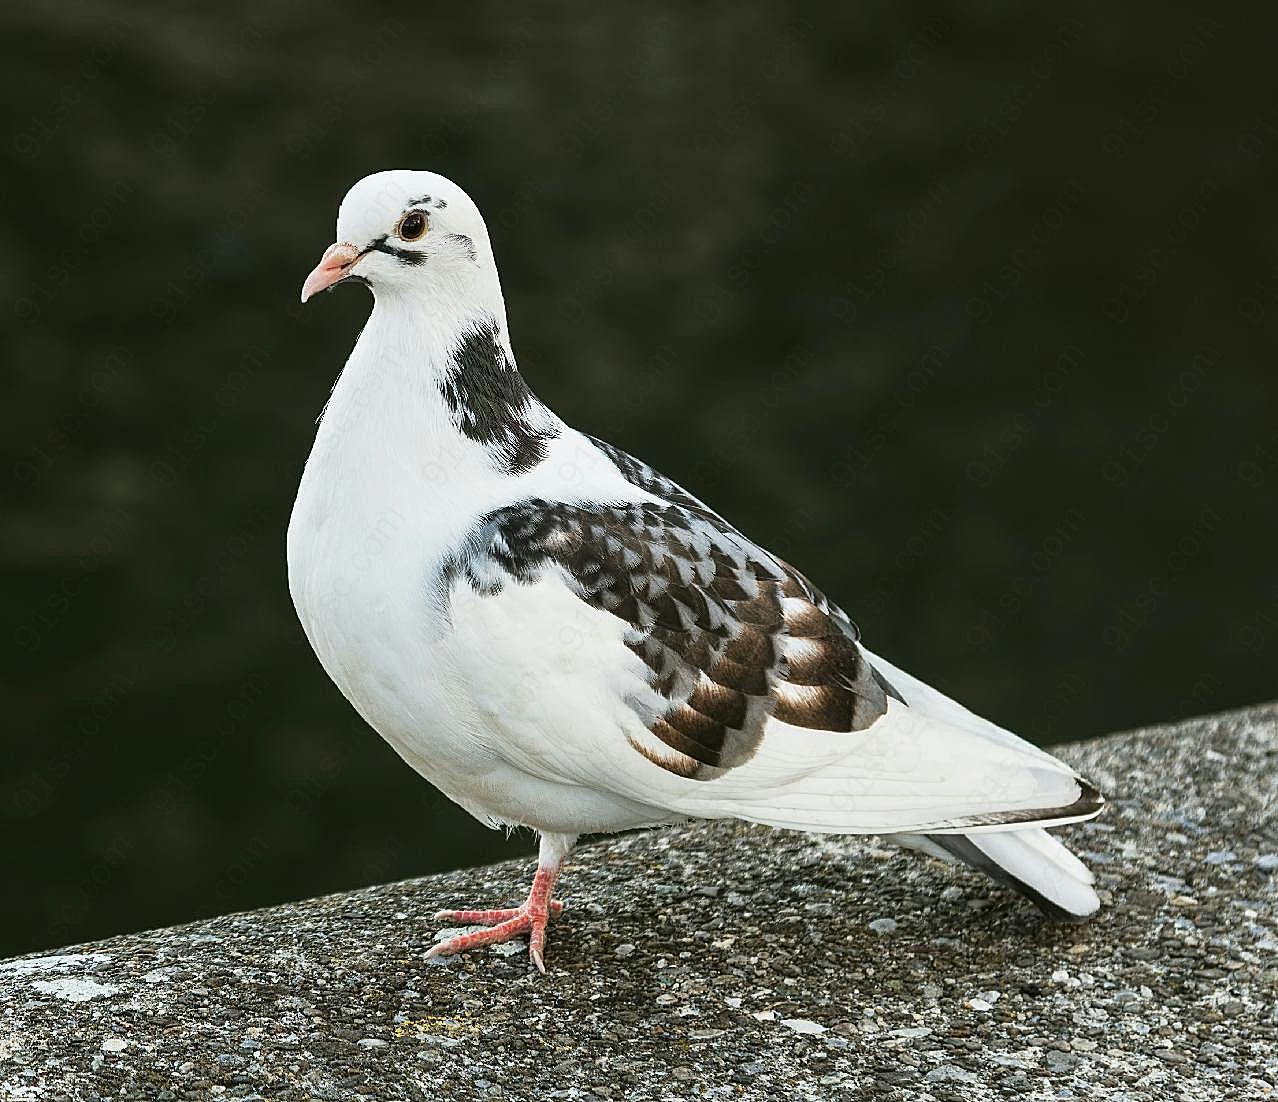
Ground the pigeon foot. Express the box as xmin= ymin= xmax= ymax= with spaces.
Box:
xmin=427 ymin=863 xmax=563 ymax=972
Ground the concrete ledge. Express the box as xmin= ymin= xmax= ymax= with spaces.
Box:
xmin=2 ymin=705 xmax=1276 ymax=1101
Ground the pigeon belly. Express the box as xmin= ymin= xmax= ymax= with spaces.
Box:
xmin=286 ymin=430 xmax=672 ymax=837
xmin=285 ymin=460 xmax=477 ymax=778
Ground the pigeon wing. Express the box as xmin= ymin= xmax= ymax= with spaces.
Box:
xmin=442 ymin=488 xmax=1100 ymax=835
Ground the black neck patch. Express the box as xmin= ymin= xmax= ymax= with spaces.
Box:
xmin=439 ymin=316 xmax=558 ymax=474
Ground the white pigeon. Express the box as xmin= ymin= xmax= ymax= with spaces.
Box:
xmin=288 ymin=170 xmax=1104 ymax=972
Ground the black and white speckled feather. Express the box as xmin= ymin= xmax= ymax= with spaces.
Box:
xmin=585 ymin=436 xmax=898 ymax=686
xmin=439 ymin=494 xmax=892 ymax=780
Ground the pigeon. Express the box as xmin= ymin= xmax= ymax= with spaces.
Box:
xmin=288 ymin=170 xmax=1104 ymax=972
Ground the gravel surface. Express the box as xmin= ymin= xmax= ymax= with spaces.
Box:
xmin=2 ymin=705 xmax=1276 ymax=1101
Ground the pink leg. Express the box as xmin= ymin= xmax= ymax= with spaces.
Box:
xmin=426 ymin=833 xmax=575 ymax=973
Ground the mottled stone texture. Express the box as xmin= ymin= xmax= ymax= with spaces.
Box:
xmin=2 ymin=705 xmax=1275 ymax=1101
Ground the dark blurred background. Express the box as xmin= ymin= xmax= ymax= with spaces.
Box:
xmin=3 ymin=2 xmax=1276 ymax=959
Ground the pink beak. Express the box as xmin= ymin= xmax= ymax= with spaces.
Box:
xmin=300 ymin=242 xmax=362 ymax=303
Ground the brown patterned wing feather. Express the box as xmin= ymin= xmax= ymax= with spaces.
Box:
xmin=459 ymin=497 xmax=890 ymax=782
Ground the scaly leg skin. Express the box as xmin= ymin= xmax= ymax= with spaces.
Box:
xmin=426 ymin=831 xmax=576 ymax=973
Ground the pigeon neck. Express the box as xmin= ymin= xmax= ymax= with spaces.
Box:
xmin=321 ymin=290 xmax=559 ymax=486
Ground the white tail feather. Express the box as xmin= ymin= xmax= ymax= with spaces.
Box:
xmin=967 ymin=829 xmax=1100 ymax=917
xmin=1010 ymin=823 xmax=1095 ymax=885
xmin=892 ymin=826 xmax=1099 ymax=918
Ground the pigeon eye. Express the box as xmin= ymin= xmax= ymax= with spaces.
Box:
xmin=396 ymin=211 xmax=427 ymax=242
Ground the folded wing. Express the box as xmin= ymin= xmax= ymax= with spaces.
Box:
xmin=443 ymin=482 xmax=1101 ymax=837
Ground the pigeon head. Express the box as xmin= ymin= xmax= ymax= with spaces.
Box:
xmin=300 ymin=170 xmax=494 ymax=304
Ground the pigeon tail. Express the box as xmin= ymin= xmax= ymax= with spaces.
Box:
xmin=922 ymin=828 xmax=1100 ymax=921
